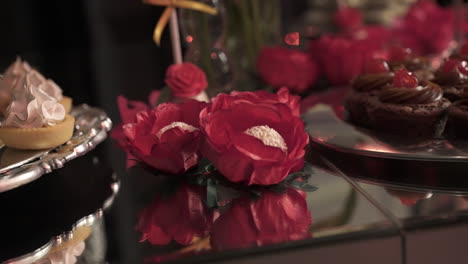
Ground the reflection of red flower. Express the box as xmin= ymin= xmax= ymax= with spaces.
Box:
xmin=123 ymin=100 xmax=206 ymax=174
xmin=211 ymin=188 xmax=311 ymax=250
xmin=257 ymin=46 xmax=319 ymax=93
xmin=200 ymin=91 xmax=309 ymax=185
xmin=137 ymin=184 xmax=215 ymax=245
xmin=165 ymin=63 xmax=208 ymax=98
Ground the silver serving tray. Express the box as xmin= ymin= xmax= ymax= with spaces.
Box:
xmin=304 ymin=104 xmax=468 ymax=162
xmin=0 ymin=104 xmax=112 ymax=192
xmin=3 ymin=175 xmax=120 ymax=264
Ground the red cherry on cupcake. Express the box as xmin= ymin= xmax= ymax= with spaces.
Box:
xmin=363 ymin=58 xmax=390 ymax=74
xmin=393 ymin=69 xmax=418 ymax=88
xmin=441 ymin=58 xmax=468 ymax=75
xmin=389 ymin=46 xmax=412 ymax=61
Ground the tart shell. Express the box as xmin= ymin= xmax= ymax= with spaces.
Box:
xmin=0 ymin=115 xmax=75 ymax=149
xmin=59 ymin=96 xmax=73 ymax=113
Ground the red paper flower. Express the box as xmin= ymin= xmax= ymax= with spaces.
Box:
xmin=211 ymin=188 xmax=312 ymax=250
xmin=123 ymin=100 xmax=206 ymax=174
xmin=199 ymin=91 xmax=309 ymax=185
xmin=137 ymin=183 xmax=215 ymax=245
xmin=165 ymin=63 xmax=208 ymax=98
xmin=111 ymin=92 xmax=160 ymax=168
xmin=392 ymin=1 xmax=457 ymax=55
xmin=310 ymin=36 xmax=374 ymax=86
xmin=256 ymin=46 xmax=319 ymax=93
xmin=230 ymin=87 xmax=301 ymax=117
xmin=300 ymin=86 xmax=350 ymax=118
xmin=334 ymin=7 xmax=363 ymax=32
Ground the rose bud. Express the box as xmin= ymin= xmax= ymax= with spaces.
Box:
xmin=211 ymin=188 xmax=312 ymax=250
xmin=165 ymin=62 xmax=209 ymax=102
xmin=123 ymin=100 xmax=206 ymax=174
xmin=136 ymin=183 xmax=215 ymax=245
xmin=200 ymin=90 xmax=309 ymax=185
xmin=257 ymin=46 xmax=319 ymax=94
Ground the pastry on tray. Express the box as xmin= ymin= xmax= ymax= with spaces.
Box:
xmin=1 ymin=57 xmax=73 ymax=114
xmin=366 ymin=69 xmax=450 ymax=137
xmin=446 ymin=96 xmax=468 ymax=139
xmin=0 ymin=70 xmax=74 ymax=149
xmin=433 ymin=58 xmax=468 ymax=102
xmin=345 ymin=58 xmax=394 ymax=126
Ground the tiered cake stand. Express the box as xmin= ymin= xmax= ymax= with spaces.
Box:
xmin=0 ymin=105 xmax=119 ymax=264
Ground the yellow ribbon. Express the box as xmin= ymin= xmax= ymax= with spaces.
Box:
xmin=144 ymin=0 xmax=218 ymax=46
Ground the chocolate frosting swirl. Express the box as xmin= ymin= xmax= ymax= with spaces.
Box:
xmin=379 ymin=81 xmax=443 ymax=105
xmin=352 ymin=72 xmax=394 ymax=92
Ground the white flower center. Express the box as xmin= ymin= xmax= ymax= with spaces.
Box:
xmin=156 ymin=121 xmax=198 ymax=138
xmin=244 ymin=125 xmax=287 ymax=152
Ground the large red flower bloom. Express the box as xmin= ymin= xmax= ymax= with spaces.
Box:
xmin=199 ymin=90 xmax=309 ymax=185
xmin=211 ymin=188 xmax=312 ymax=250
xmin=123 ymin=100 xmax=206 ymax=174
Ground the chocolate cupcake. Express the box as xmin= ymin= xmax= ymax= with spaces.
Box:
xmin=367 ymin=69 xmax=450 ymax=137
xmin=446 ymin=96 xmax=468 ymax=138
xmin=433 ymin=58 xmax=468 ymax=102
xmin=345 ymin=59 xmax=393 ymax=126
xmin=387 ymin=46 xmax=433 ymax=81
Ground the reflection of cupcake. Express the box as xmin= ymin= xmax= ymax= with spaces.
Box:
xmin=33 ymin=226 xmax=90 ymax=264
xmin=0 ymin=70 xmax=74 ymax=149
xmin=367 ymin=69 xmax=450 ymax=137
xmin=0 ymin=57 xmax=72 ymax=114
xmin=387 ymin=46 xmax=433 ymax=81
xmin=446 ymin=97 xmax=468 ymax=138
xmin=433 ymin=58 xmax=468 ymax=102
xmin=345 ymin=58 xmax=393 ymax=126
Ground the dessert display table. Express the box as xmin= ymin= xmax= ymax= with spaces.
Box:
xmin=3 ymin=106 xmax=468 ymax=264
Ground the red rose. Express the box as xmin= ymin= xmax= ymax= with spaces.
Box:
xmin=199 ymin=91 xmax=309 ymax=185
xmin=310 ymin=35 xmax=383 ymax=86
xmin=392 ymin=1 xmax=457 ymax=55
xmin=123 ymin=100 xmax=206 ymax=174
xmin=136 ymin=183 xmax=215 ymax=245
xmin=230 ymin=87 xmax=301 ymax=117
xmin=334 ymin=7 xmax=362 ymax=32
xmin=256 ymin=47 xmax=319 ymax=94
xmin=165 ymin=63 xmax=208 ymax=98
xmin=211 ymin=188 xmax=311 ymax=250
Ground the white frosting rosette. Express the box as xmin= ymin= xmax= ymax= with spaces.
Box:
xmin=1 ymin=57 xmax=63 ymax=101
xmin=2 ymin=70 xmax=65 ymax=128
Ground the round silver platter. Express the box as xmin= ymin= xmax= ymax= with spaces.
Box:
xmin=0 ymin=104 xmax=112 ymax=193
xmin=304 ymin=104 xmax=468 ymax=162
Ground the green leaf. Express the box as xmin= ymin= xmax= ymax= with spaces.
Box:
xmin=206 ymin=178 xmax=220 ymax=209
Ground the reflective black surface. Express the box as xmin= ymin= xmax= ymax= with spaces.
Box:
xmin=0 ymin=146 xmax=116 ymax=263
